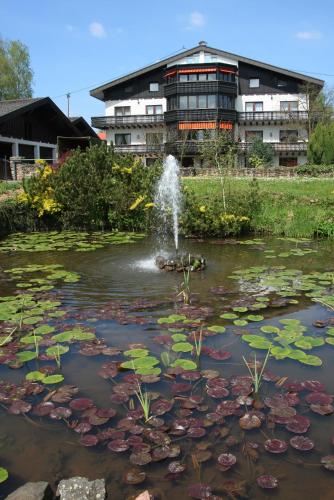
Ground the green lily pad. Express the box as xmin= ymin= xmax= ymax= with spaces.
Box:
xmin=325 ymin=337 xmax=334 ymax=346
xmin=135 ymin=367 xmax=161 ymax=376
xmin=247 ymin=315 xmax=264 ymax=322
xmin=124 ymin=348 xmax=149 ymax=358
xmin=46 ymin=345 xmax=69 ymax=356
xmin=260 ymin=325 xmax=280 ymax=334
xmin=34 ymin=325 xmax=56 ymax=335
xmin=16 ymin=351 xmax=37 ymax=362
xmin=172 ymin=342 xmax=193 ymax=353
xmin=298 ymin=354 xmax=322 ymax=366
xmin=233 ymin=307 xmax=248 ymax=313
xmin=207 ymin=325 xmax=226 ymax=334
xmin=22 ymin=316 xmax=43 ymax=325
xmin=121 ymin=356 xmax=160 ymax=370
xmin=26 ymin=371 xmax=46 ymax=381
xmin=0 ymin=467 xmax=8 ymax=483
xmin=157 ymin=314 xmax=187 ymax=324
xmin=233 ymin=320 xmax=248 ymax=326
xmin=43 ymin=374 xmax=65 ymax=384
xmin=20 ymin=335 xmax=42 ymax=345
xmin=171 ymin=359 xmax=197 ymax=370
xmin=171 ymin=334 xmax=187 ymax=342
xmin=220 ymin=313 xmax=238 ymax=320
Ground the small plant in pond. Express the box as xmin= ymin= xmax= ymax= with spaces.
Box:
xmin=242 ymin=346 xmax=271 ymax=395
xmin=135 ymin=384 xmax=151 ymax=423
xmin=193 ymin=328 xmax=203 ymax=358
xmin=178 ymin=254 xmax=191 ymax=305
xmin=54 ymin=344 xmax=62 ymax=369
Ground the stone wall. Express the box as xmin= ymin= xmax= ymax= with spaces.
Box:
xmin=10 ymin=158 xmax=39 ymax=181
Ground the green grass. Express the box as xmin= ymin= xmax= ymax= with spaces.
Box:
xmin=0 ymin=181 xmax=21 ymax=195
xmin=183 ymin=177 xmax=334 ymax=238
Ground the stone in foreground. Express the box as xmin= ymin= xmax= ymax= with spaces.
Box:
xmin=5 ymin=481 xmax=52 ymax=500
xmin=56 ymin=477 xmax=106 ymax=499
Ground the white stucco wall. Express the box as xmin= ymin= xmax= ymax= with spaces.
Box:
xmin=105 ymin=98 xmax=167 ymax=116
xmin=236 ymin=94 xmax=308 ymax=112
xmin=106 ymin=127 xmax=165 ymax=146
xmin=238 ymin=125 xmax=308 ymax=143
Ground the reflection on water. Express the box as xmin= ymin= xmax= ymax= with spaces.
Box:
xmin=1 ymin=237 xmax=334 ymax=499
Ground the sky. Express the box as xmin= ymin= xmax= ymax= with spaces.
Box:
xmin=1 ymin=0 xmax=334 ymax=124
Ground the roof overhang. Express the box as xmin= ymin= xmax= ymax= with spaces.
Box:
xmin=90 ymin=45 xmax=324 ymax=101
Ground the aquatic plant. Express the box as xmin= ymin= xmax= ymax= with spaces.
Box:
xmin=242 ymin=347 xmax=271 ymax=394
xmin=177 ymin=255 xmax=191 ymax=305
xmin=135 ymin=384 xmax=151 ymax=423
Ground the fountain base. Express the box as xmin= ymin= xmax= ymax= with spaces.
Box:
xmin=155 ymin=254 xmax=206 ymax=272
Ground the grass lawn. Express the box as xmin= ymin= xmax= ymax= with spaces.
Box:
xmin=0 ymin=181 xmax=21 ymax=196
xmin=183 ymin=176 xmax=334 ymax=238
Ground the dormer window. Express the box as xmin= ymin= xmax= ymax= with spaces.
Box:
xmin=249 ymin=78 xmax=260 ymax=88
xmin=149 ymin=82 xmax=159 ymax=92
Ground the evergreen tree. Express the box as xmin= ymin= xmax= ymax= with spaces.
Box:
xmin=308 ymin=122 xmax=334 ymax=164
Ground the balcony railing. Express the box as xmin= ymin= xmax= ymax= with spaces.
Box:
xmin=165 ymin=109 xmax=236 ymax=123
xmin=164 ymin=81 xmax=237 ymax=97
xmin=237 ymin=111 xmax=310 ymax=122
xmin=238 ymin=142 xmax=307 ymax=152
xmin=113 ymin=144 xmax=164 ymax=154
xmin=91 ymin=115 xmax=165 ymax=129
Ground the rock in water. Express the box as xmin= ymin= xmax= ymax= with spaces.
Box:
xmin=56 ymin=477 xmax=106 ymax=500
xmin=5 ymin=481 xmax=52 ymax=500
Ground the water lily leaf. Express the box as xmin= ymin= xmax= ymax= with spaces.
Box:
xmin=171 ymin=334 xmax=187 ymax=342
xmin=22 ymin=316 xmax=43 ymax=325
xmin=325 ymin=337 xmax=334 ymax=346
xmin=135 ymin=367 xmax=161 ymax=376
xmin=34 ymin=325 xmax=55 ymax=335
xmin=171 ymin=359 xmax=198 ymax=370
xmin=279 ymin=319 xmax=301 ymax=326
xmin=207 ymin=325 xmax=226 ymax=334
xmin=294 ymin=339 xmax=313 ymax=350
xmin=233 ymin=307 xmax=248 ymax=313
xmin=20 ymin=335 xmax=42 ymax=345
xmin=0 ymin=467 xmax=8 ymax=483
xmin=26 ymin=371 xmax=46 ymax=381
xmin=172 ymin=342 xmax=193 ymax=353
xmin=43 ymin=374 xmax=64 ymax=384
xmin=260 ymin=325 xmax=280 ymax=334
xmin=299 ymin=354 xmax=322 ymax=366
xmin=123 ymin=348 xmax=149 ymax=358
xmin=327 ymin=327 xmax=334 ymax=337
xmin=52 ymin=332 xmax=74 ymax=342
xmin=220 ymin=313 xmax=238 ymax=320
xmin=157 ymin=314 xmax=187 ymax=324
xmin=247 ymin=314 xmax=264 ymax=322
xmin=16 ymin=351 xmax=37 ymax=362
xmin=46 ymin=345 xmax=69 ymax=356
xmin=271 ymin=346 xmax=292 ymax=359
xmin=233 ymin=320 xmax=248 ymax=326
xmin=121 ymin=356 xmax=160 ymax=370
xmin=249 ymin=339 xmax=272 ymax=349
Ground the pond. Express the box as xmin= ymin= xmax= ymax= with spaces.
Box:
xmin=1 ymin=234 xmax=334 ymax=499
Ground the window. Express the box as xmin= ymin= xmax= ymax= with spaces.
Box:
xmin=146 ymin=133 xmax=163 ymax=145
xmin=219 ymin=72 xmax=236 ymax=82
xmin=179 ymin=74 xmax=188 ymax=82
xmin=280 ymin=101 xmax=298 ymax=112
xmin=219 ymin=95 xmax=234 ymax=109
xmin=149 ymin=82 xmax=159 ymax=92
xmin=115 ymin=134 xmax=131 ymax=145
xmin=189 ymin=74 xmax=197 ymax=82
xmin=245 ymin=130 xmax=263 ymax=141
xmin=167 ymin=96 xmax=177 ymax=110
xmin=178 ymin=95 xmax=217 ymax=109
xmin=114 ymin=106 xmax=131 ymax=116
xmin=279 ymin=158 xmax=298 ymax=167
xmin=245 ymin=102 xmax=263 ymax=112
xmin=146 ymin=105 xmax=163 ymax=115
xmin=178 ymin=72 xmax=218 ymax=82
xmin=280 ymin=130 xmax=299 ymax=143
xmin=249 ymin=78 xmax=260 ymax=88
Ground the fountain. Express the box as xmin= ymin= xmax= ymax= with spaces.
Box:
xmin=154 ymin=155 xmax=206 ymax=272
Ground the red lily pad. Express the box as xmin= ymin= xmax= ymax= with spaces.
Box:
xmin=50 ymin=407 xmax=72 ymax=420
xmin=51 ymin=385 xmax=79 ymax=403
xmin=286 ymin=415 xmax=311 ymax=434
xmin=108 ymin=439 xmax=129 ymax=452
xmin=239 ymin=413 xmax=262 ymax=430
xmin=80 ymin=434 xmax=99 ymax=447
xmin=187 ymin=427 xmax=206 ymax=438
xmin=310 ymin=404 xmax=334 ymax=415
xmin=33 ymin=401 xmax=55 ymax=416
xmin=206 ymin=386 xmax=229 ymax=399
xmin=130 ymin=452 xmax=152 ymax=466
xmin=110 ymin=393 xmax=129 ymax=404
xmin=168 ymin=461 xmax=186 ymax=474
xmin=69 ymin=398 xmax=94 ymax=411
xmin=171 ymin=383 xmax=192 ymax=395
xmin=8 ymin=400 xmax=32 ymax=414
xmin=151 ymin=399 xmax=174 ymax=416
xmin=217 ymin=453 xmax=237 ymax=471
xmin=257 ymin=475 xmax=278 ymax=489
xmin=123 ymin=469 xmax=146 ymax=485
xmin=74 ymin=422 xmax=92 ymax=434
xmin=188 ymin=483 xmax=212 ymax=499
xmin=304 ymin=380 xmax=325 ymax=392
xmin=264 ymin=439 xmax=288 ymax=454
xmin=290 ymin=436 xmax=314 ymax=451
xmin=305 ymin=393 xmax=333 ymax=405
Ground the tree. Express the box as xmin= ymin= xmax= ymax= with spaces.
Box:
xmin=247 ymin=137 xmax=274 ymax=168
xmin=298 ymin=83 xmax=334 ymax=137
xmin=0 ymin=38 xmax=33 ymax=100
xmin=307 ymin=122 xmax=334 ymax=164
xmin=199 ymin=129 xmax=237 ymax=212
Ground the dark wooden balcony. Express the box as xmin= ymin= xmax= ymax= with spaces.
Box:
xmin=165 ymin=141 xmax=202 ymax=155
xmin=237 ymin=111 xmax=310 ymax=124
xmin=165 ymin=109 xmax=237 ymax=123
xmin=91 ymin=115 xmax=165 ymax=129
xmin=164 ymin=81 xmax=237 ymax=97
xmin=113 ymin=144 xmax=164 ymax=154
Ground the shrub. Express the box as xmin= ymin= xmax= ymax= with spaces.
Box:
xmin=296 ymin=163 xmax=334 ymax=177
xmin=308 ymin=123 xmax=334 ymax=164
xmin=247 ymin=138 xmax=274 ymax=168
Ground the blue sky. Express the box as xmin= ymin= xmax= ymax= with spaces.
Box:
xmin=1 ymin=0 xmax=334 ymax=124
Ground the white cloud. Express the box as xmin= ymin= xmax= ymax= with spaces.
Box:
xmin=295 ymin=30 xmax=322 ymax=40
xmin=188 ymin=11 xmax=205 ymax=29
xmin=89 ymin=22 xmax=107 ymax=38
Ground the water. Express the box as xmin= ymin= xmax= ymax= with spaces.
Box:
xmin=1 ymin=237 xmax=334 ymax=499
xmin=154 ymin=155 xmax=181 ymax=252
